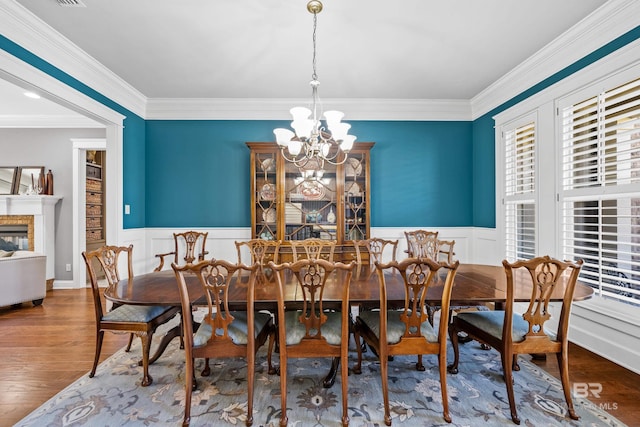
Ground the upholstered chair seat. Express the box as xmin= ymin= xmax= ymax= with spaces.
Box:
xmin=193 ymin=311 xmax=273 ymax=347
xmin=283 ymin=310 xmax=343 ymax=346
xmin=102 ymin=305 xmax=172 ymax=323
xmin=455 ymin=311 xmax=530 ymax=342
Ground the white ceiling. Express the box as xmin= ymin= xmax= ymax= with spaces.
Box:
xmin=1 ymin=0 xmax=611 ymax=118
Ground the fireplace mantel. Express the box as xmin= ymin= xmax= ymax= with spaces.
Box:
xmin=0 ymin=195 xmax=63 ymax=281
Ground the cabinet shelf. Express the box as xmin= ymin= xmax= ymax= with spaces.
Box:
xmin=85 ymin=152 xmax=105 ymax=255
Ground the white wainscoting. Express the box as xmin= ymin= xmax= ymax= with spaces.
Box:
xmin=119 ymin=227 xmax=148 ymax=277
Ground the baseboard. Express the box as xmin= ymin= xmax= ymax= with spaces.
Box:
xmin=569 ymin=301 xmax=640 ymax=375
xmin=51 ymin=279 xmax=77 ymax=290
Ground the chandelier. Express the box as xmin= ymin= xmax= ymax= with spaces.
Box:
xmin=273 ymin=0 xmax=356 ymax=169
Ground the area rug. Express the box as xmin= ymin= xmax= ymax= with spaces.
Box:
xmin=16 ymin=314 xmax=626 ymax=427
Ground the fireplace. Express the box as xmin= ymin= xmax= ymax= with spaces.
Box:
xmin=0 ymin=223 xmax=30 ymax=251
xmin=0 ymin=195 xmax=62 ymax=285
xmin=0 ymin=216 xmax=34 ymax=251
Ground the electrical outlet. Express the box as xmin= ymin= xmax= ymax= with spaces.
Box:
xmin=65 ymin=263 xmax=72 ymax=272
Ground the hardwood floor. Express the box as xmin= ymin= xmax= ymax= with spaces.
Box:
xmin=0 ymin=288 xmax=129 ymax=426
xmin=2 ymin=288 xmax=639 ymax=426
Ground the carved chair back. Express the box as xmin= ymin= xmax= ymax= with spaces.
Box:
xmin=84 ymin=244 xmax=133 ymax=320
xmin=404 ymin=229 xmax=439 ymax=259
xmin=290 ymin=238 xmax=336 ymax=262
xmin=155 ymin=230 xmax=208 ymax=271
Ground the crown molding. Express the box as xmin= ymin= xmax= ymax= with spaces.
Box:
xmin=3 ymin=0 xmax=637 ymax=123
xmin=471 ymin=0 xmax=640 ymax=119
xmin=145 ymin=98 xmax=472 ymax=121
xmin=1 ymin=48 xmax=125 ymax=126
xmin=0 ymin=0 xmax=147 ymax=118
xmin=0 ymin=114 xmax=103 ymax=128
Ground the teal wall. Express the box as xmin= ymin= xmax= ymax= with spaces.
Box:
xmin=3 ymin=24 xmax=640 ymax=230
xmin=144 ymin=120 xmax=473 ymax=227
xmin=471 ymin=25 xmax=640 ymax=228
xmin=0 ymin=34 xmax=147 ymax=229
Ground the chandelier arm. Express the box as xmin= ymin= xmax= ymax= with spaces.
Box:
xmin=278 ymin=147 xmax=325 ymax=170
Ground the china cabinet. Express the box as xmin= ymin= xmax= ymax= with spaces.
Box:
xmin=247 ymin=142 xmax=373 ymax=262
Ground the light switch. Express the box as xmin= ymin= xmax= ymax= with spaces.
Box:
xmin=124 ymin=204 xmax=130 ymax=215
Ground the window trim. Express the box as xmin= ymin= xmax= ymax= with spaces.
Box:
xmin=497 ymin=112 xmax=539 ymax=261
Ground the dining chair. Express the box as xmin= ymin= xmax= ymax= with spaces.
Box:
xmin=82 ymin=244 xmax=180 ymax=386
xmin=448 ymin=255 xmax=584 ymax=425
xmin=353 ymin=237 xmax=398 ymax=266
xmin=268 ymin=258 xmax=356 ymax=427
xmin=154 ymin=230 xmax=209 ymax=271
xmin=235 ymin=239 xmax=281 ymax=283
xmin=353 ymin=257 xmax=460 ymax=425
xmin=403 ymin=229 xmax=439 ymax=258
xmin=172 ymin=259 xmax=275 ymax=427
xmin=437 ymin=239 xmax=455 ymax=263
xmin=290 ymin=238 xmax=336 ymax=262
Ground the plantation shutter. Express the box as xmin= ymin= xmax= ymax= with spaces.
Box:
xmin=560 ymin=76 xmax=640 ymax=305
xmin=504 ymin=121 xmax=536 ymax=261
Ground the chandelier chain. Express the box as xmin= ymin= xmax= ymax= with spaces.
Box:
xmin=311 ymin=11 xmax=318 ymax=81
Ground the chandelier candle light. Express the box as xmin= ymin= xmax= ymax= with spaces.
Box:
xmin=274 ymin=0 xmax=356 ymax=169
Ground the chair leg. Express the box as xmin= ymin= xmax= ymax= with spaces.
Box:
xmin=179 ymin=314 xmax=186 ymax=349
xmin=447 ymin=325 xmax=460 ymax=374
xmin=201 ymin=358 xmax=211 ymax=376
xmin=353 ymin=327 xmax=363 ymax=375
xmin=279 ymin=356 xmax=288 ymax=427
xmin=246 ymin=355 xmax=255 ymax=427
xmin=512 ymin=354 xmax=520 ymax=371
xmin=267 ymin=326 xmax=277 ymax=375
xmin=438 ymin=350 xmax=452 ymax=423
xmin=416 ymin=354 xmax=425 ymax=371
xmin=125 ymin=333 xmax=134 ymax=352
xmin=501 ymin=351 xmax=520 ymax=425
xmin=426 ymin=305 xmax=435 ymax=326
xmin=556 ymin=352 xmax=579 ymax=420
xmin=381 ymin=352 xmax=391 ymax=426
xmin=341 ymin=346 xmax=349 ymax=427
xmin=139 ymin=333 xmax=153 ymax=387
xmin=183 ymin=356 xmax=194 ymax=427
xmin=89 ymin=330 xmax=105 ymax=378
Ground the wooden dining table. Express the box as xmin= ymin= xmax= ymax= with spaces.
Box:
xmin=103 ymin=262 xmax=593 ymax=379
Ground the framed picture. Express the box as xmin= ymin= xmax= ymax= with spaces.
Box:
xmin=15 ymin=166 xmax=45 ymax=195
xmin=0 ymin=167 xmax=18 ymax=195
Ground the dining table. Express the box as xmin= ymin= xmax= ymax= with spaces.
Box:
xmin=104 ymin=262 xmax=593 ymax=384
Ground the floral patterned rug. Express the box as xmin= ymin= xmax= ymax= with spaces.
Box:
xmin=16 ymin=314 xmax=626 ymax=427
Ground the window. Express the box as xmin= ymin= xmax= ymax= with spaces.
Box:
xmin=503 ymin=120 xmax=536 ymax=261
xmin=560 ymin=77 xmax=640 ymax=306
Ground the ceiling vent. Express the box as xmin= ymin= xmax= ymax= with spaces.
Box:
xmin=56 ymin=0 xmax=86 ymax=7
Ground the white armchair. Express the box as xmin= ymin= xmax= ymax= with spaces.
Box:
xmin=0 ymin=251 xmax=46 ymax=307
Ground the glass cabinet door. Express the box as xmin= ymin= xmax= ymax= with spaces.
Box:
xmin=283 ymin=160 xmax=338 ymax=241
xmin=254 ymin=152 xmax=278 ymax=241
xmin=343 ymin=152 xmax=368 ymax=241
